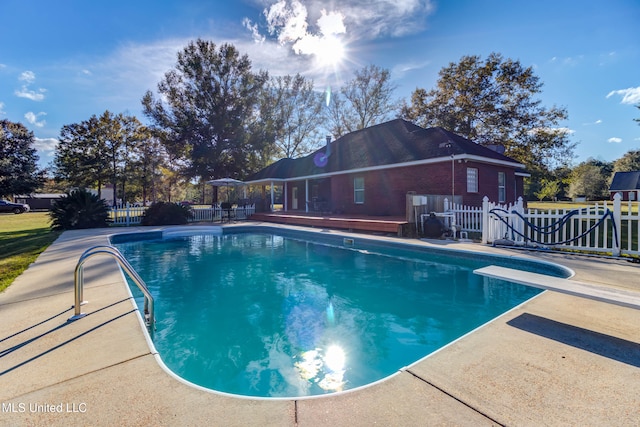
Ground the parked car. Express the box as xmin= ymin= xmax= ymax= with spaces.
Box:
xmin=0 ymin=199 xmax=30 ymax=214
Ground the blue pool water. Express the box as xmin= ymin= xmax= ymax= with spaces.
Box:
xmin=113 ymin=229 xmax=568 ymax=398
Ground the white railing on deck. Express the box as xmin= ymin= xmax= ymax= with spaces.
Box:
xmin=109 ymin=204 xmax=255 ymax=226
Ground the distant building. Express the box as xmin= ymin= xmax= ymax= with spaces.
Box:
xmin=14 ymin=193 xmax=64 ymax=210
xmin=609 ymin=171 xmax=640 ymax=201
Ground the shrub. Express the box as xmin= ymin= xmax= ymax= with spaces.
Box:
xmin=141 ymin=202 xmax=192 ymax=225
xmin=49 ymin=188 xmax=111 ymax=230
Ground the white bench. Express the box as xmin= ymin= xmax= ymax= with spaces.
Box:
xmin=473 ymin=265 xmax=640 ymax=311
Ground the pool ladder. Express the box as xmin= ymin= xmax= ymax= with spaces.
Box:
xmin=69 ymin=245 xmax=155 ymax=330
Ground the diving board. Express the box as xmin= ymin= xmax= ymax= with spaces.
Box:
xmin=474 ymin=265 xmax=640 ymax=311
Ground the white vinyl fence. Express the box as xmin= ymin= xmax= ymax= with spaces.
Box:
xmin=414 ymin=193 xmax=639 ymax=257
xmin=449 ymin=193 xmax=639 ymax=257
xmin=109 ymin=204 xmax=255 ymax=226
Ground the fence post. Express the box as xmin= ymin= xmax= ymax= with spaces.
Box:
xmin=514 ymin=197 xmax=524 ymax=244
xmin=481 ymin=196 xmax=489 ymax=244
xmin=125 ymin=203 xmax=130 ymax=227
xmin=612 ymin=192 xmax=622 ymax=256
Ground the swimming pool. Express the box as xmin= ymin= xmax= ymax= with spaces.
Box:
xmin=112 ymin=226 xmax=571 ymax=398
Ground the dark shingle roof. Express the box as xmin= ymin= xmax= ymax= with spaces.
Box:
xmin=609 ymin=171 xmax=640 ymax=191
xmin=247 ymin=119 xmax=522 ymax=182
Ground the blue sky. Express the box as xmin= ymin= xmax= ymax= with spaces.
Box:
xmin=1 ymin=0 xmax=639 ymax=169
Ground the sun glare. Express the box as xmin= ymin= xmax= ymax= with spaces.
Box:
xmin=313 ymin=35 xmax=345 ymax=69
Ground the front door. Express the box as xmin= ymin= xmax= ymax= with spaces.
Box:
xmin=292 ymin=187 xmax=298 ymax=210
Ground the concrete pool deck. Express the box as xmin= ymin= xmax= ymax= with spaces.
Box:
xmin=1 ymin=223 xmax=639 ymax=426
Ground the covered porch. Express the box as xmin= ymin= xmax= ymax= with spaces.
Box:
xmin=250 ymin=177 xmax=332 ymax=214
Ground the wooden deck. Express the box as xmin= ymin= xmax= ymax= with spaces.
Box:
xmin=249 ymin=211 xmax=408 ymax=236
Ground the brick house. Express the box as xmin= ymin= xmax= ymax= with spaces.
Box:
xmin=246 ymin=119 xmax=527 ymax=216
xmin=609 ymin=171 xmax=640 ymax=201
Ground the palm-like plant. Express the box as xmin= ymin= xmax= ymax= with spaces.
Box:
xmin=49 ymin=188 xmax=111 ymax=230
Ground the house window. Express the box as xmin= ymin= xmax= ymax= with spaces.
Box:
xmin=498 ymin=172 xmax=506 ymax=202
xmin=630 ymin=191 xmax=636 ymax=201
xmin=354 ymin=177 xmax=365 ymax=204
xmin=467 ymin=168 xmax=478 ymax=193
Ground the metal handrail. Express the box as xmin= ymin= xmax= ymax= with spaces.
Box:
xmin=69 ymin=245 xmax=155 ymax=330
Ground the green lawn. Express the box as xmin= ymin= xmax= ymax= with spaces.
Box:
xmin=0 ymin=212 xmax=60 ymax=292
xmin=528 ymin=200 xmax=638 ymax=213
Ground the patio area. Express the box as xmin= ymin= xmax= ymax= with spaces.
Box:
xmin=0 ymin=223 xmax=639 ymax=426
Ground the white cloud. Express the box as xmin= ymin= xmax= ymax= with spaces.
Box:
xmin=608 ymin=137 xmax=622 ymax=143
xmin=550 ymin=55 xmax=583 ymax=66
xmin=0 ymin=101 xmax=5 ymax=116
xmin=15 ymin=86 xmax=47 ymax=101
xmin=555 ymin=127 xmax=575 ymax=135
xmin=99 ymin=35 xmax=318 ymax=103
xmin=606 ymin=87 xmax=640 ymax=105
xmin=25 ymin=111 xmax=47 ymax=127
xmin=265 ymin=0 xmax=309 ymax=44
xmin=243 ymin=18 xmax=265 ymax=43
xmin=582 ymin=119 xmax=602 ymax=126
xmin=33 ymin=137 xmax=58 ymax=153
xmin=254 ymin=0 xmax=435 ymax=61
xmin=340 ymin=0 xmax=435 ymax=37
xmin=15 ymin=70 xmax=47 ymax=101
xmin=261 ymin=1 xmax=348 ymax=67
xmin=529 ymin=127 xmax=575 ymax=136
xmin=94 ymin=39 xmax=186 ymax=104
xmin=391 ymin=60 xmax=431 ymax=78
xmin=316 ymin=9 xmax=346 ymax=36
xmin=19 ymin=70 xmax=36 ymax=83
xmin=86 ymin=0 xmax=435 ymax=110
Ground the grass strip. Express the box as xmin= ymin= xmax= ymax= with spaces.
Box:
xmin=0 ymin=212 xmax=60 ymax=292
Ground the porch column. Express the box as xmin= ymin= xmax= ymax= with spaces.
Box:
xmin=270 ymin=181 xmax=275 ymax=212
xmin=305 ymin=180 xmax=309 ymax=212
xmin=284 ymin=182 xmax=288 ymax=211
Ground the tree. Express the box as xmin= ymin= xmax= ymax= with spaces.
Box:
xmin=142 ymin=39 xmax=271 ymax=182
xmin=0 ymin=120 xmax=43 ymax=198
xmin=266 ymin=74 xmax=325 ymax=158
xmin=130 ymin=129 xmax=166 ymax=204
xmin=401 ymin=53 xmax=575 ymax=180
xmin=535 ymin=178 xmax=561 ymax=201
xmin=54 ymin=111 xmax=146 ymax=205
xmin=54 ymin=119 xmax=108 ymax=193
xmin=613 ymin=149 xmax=640 ymax=172
xmin=567 ymin=160 xmax=611 ymax=200
xmin=327 ymin=65 xmax=399 ymax=138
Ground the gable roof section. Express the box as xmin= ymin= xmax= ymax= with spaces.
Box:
xmin=247 ymin=119 xmax=523 ymax=183
xmin=609 ymin=171 xmax=640 ymax=191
